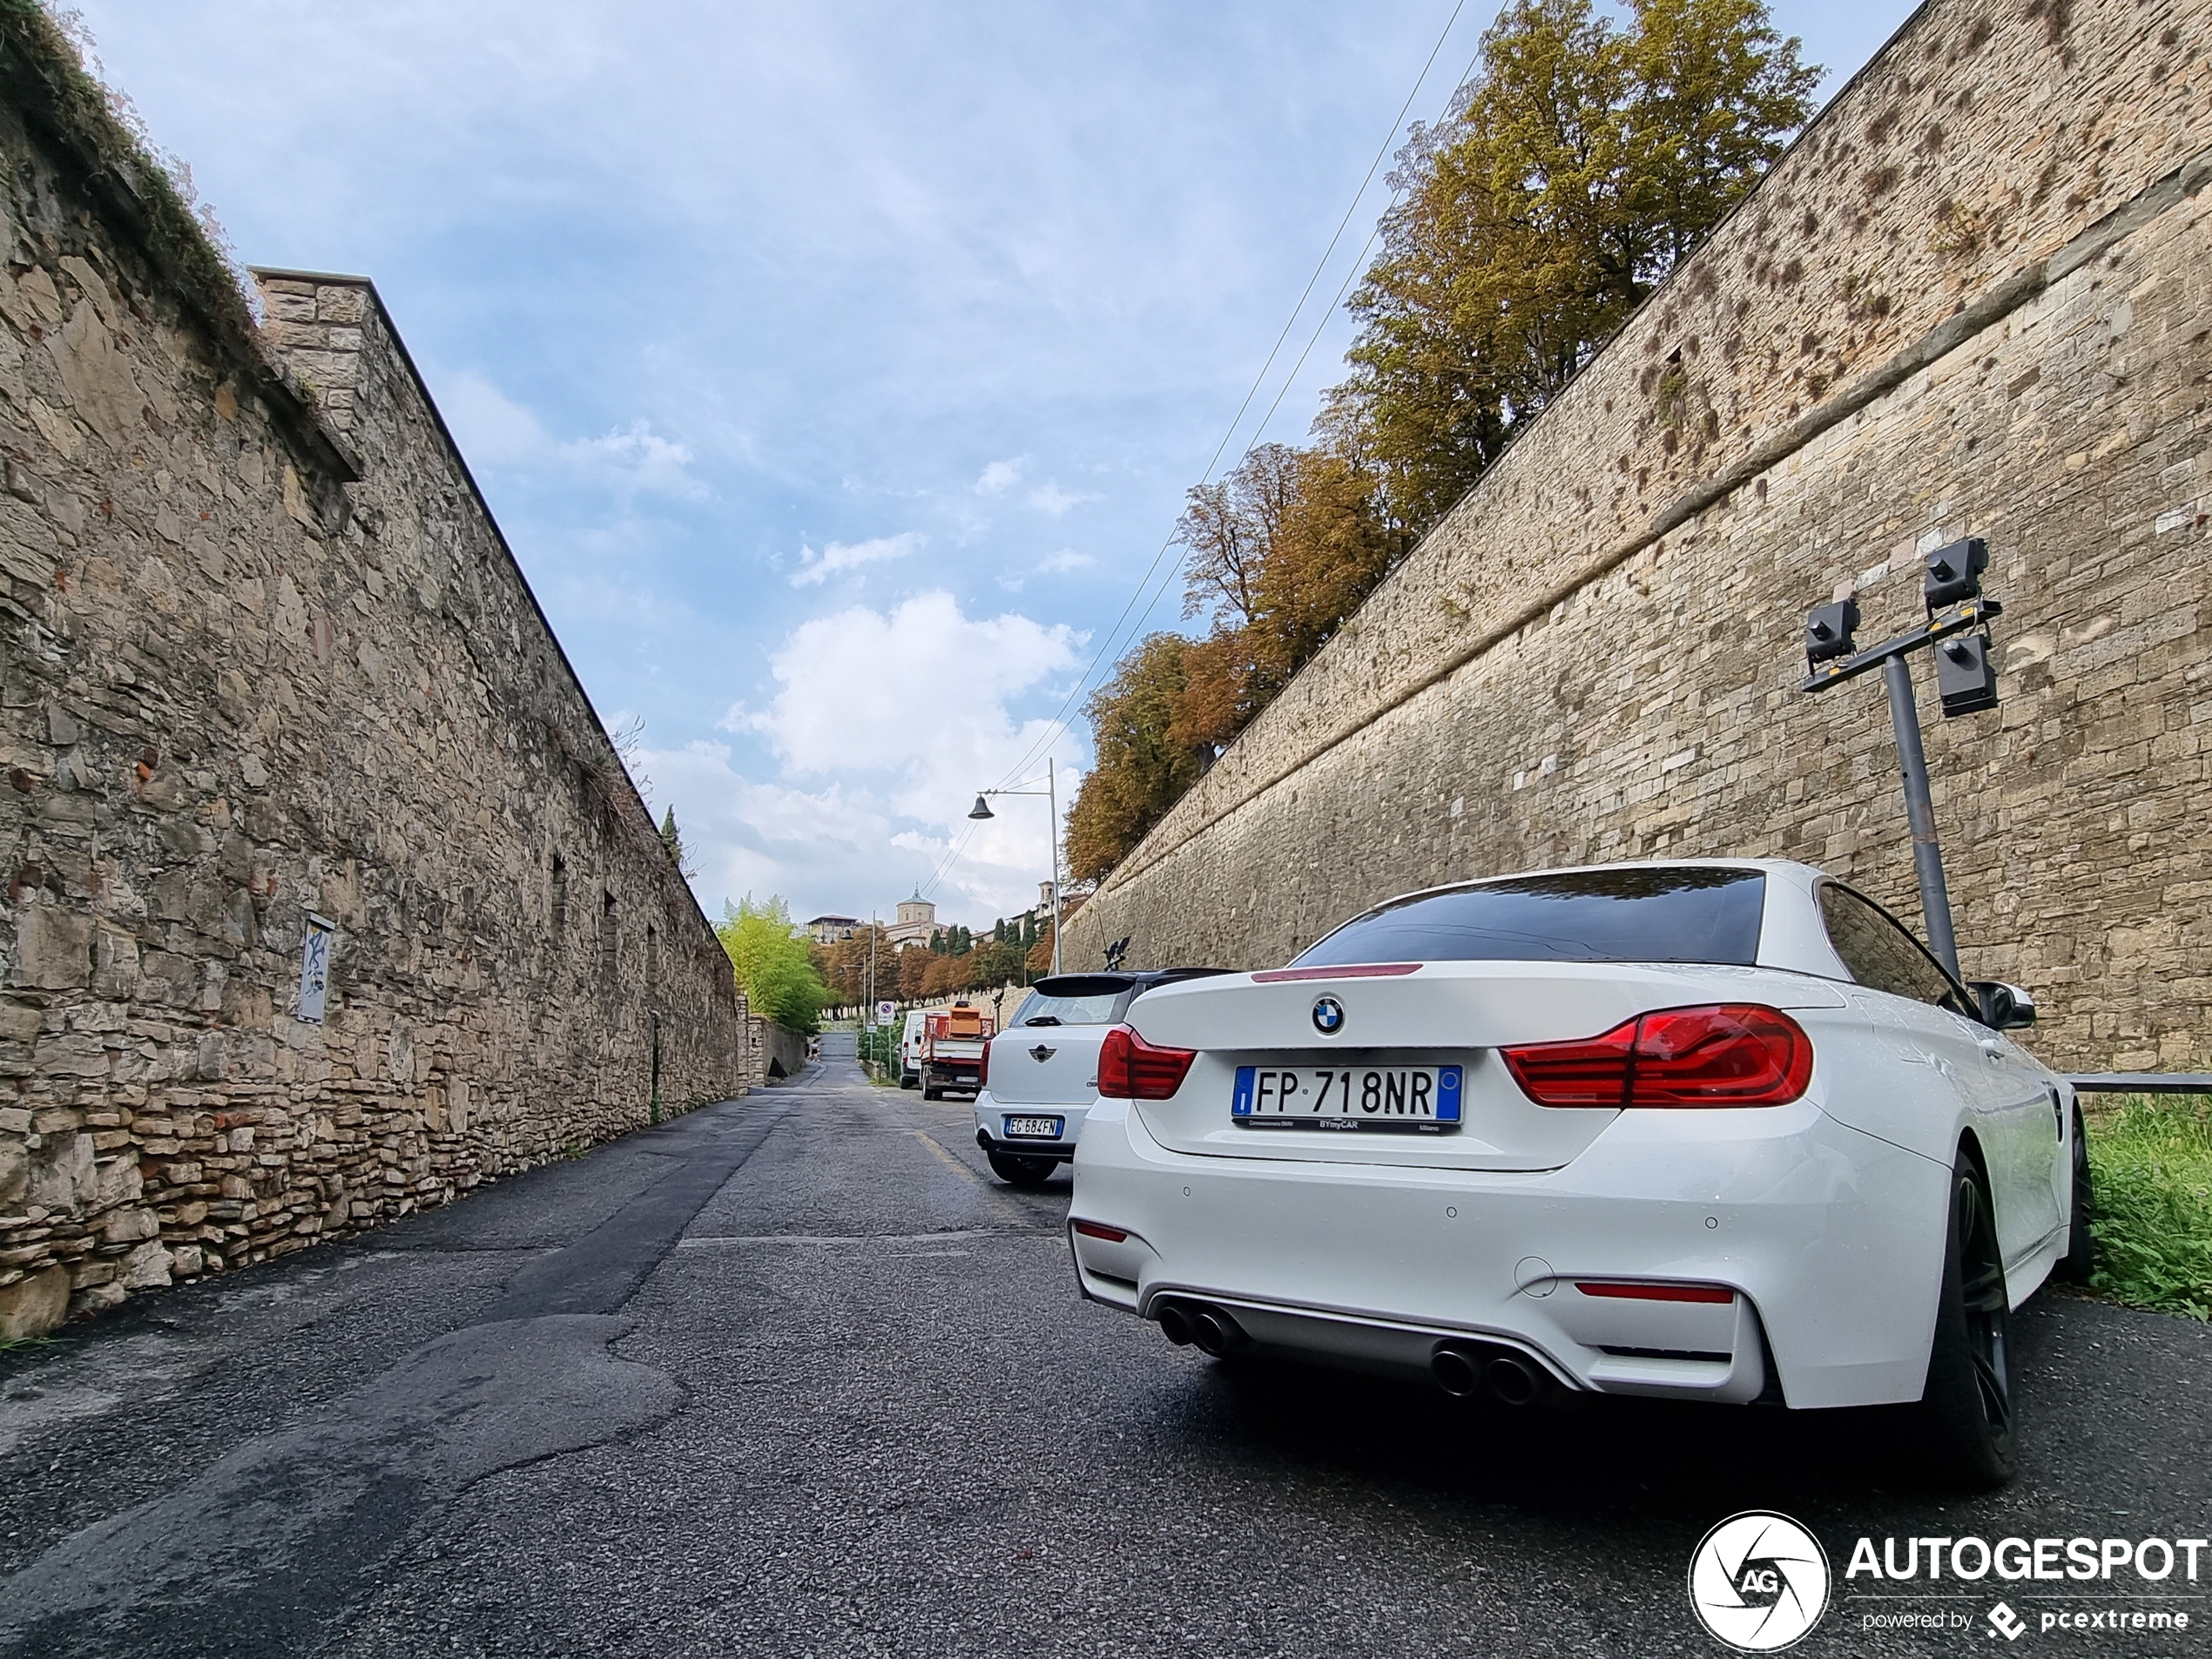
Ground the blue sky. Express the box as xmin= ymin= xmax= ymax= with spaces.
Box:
xmin=71 ymin=0 xmax=1916 ymax=929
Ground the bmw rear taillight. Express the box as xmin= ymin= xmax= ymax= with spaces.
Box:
xmin=1097 ymin=1025 xmax=1197 ymax=1100
xmin=1502 ymin=1004 xmax=1811 ymax=1108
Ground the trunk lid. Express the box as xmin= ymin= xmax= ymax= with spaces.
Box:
xmin=986 ymin=1026 xmax=1109 ymax=1107
xmin=1124 ymin=961 xmax=1846 ymax=1171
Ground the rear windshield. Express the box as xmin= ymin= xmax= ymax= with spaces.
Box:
xmin=1009 ymin=988 xmax=1124 ymax=1027
xmin=1292 ymin=867 xmax=1767 ymax=968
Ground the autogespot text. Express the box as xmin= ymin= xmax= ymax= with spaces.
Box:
xmin=1846 ymin=1534 xmax=2209 ymax=1582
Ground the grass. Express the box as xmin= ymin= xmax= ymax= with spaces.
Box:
xmin=2084 ymin=1095 xmax=2212 ymax=1321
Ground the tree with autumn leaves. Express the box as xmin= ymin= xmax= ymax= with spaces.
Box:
xmin=810 ymin=911 xmax=1055 ymax=1009
xmin=1066 ymin=0 xmax=1816 ymax=883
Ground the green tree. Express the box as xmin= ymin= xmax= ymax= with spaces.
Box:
xmin=1332 ymin=0 xmax=1817 ymax=533
xmin=1164 ymin=443 xmax=1409 ymax=757
xmin=1065 ymin=633 xmax=1205 ymax=883
xmin=716 ymin=894 xmax=829 ymax=1035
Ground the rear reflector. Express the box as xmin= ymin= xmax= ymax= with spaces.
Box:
xmin=1502 ymin=1003 xmax=1812 ymax=1108
xmin=1575 ymin=1281 xmax=1735 ymax=1304
xmin=1097 ymin=1025 xmax=1197 ymax=1100
xmin=1071 ymin=1220 xmax=1129 ymax=1243
xmin=1251 ymin=962 xmax=1422 ymax=983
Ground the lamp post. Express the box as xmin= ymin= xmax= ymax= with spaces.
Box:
xmin=1800 ymin=538 xmax=2001 ymax=981
xmin=968 ymin=757 xmax=1062 ymax=977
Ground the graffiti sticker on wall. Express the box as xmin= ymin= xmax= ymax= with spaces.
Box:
xmin=298 ymin=913 xmax=336 ymax=1023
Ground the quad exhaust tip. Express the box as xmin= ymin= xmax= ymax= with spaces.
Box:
xmin=1153 ymin=1298 xmax=1246 ymax=1357
xmin=1432 ymin=1340 xmax=1552 ymax=1406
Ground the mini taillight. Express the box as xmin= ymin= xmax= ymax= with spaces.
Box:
xmin=1502 ymin=1004 xmax=1811 ymax=1108
xmin=1071 ymin=1219 xmax=1128 ymax=1242
xmin=978 ymin=1037 xmax=989 ymax=1090
xmin=1097 ymin=1024 xmax=1197 ymax=1100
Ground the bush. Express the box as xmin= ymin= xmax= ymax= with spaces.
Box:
xmin=2085 ymin=1096 xmax=2212 ymax=1321
xmin=716 ymin=895 xmax=829 ymax=1035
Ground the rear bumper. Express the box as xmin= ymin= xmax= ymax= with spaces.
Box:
xmin=977 ymin=1130 xmax=1076 ymax=1164
xmin=1068 ymin=1096 xmax=1951 ymax=1409
xmin=974 ymin=1090 xmax=1089 ymax=1160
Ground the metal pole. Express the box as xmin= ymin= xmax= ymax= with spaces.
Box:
xmin=1048 ymin=758 xmax=1062 ymax=977
xmin=1881 ymin=652 xmax=1960 ymax=979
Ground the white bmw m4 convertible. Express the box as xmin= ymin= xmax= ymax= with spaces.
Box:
xmin=1067 ymin=860 xmax=2092 ymax=1486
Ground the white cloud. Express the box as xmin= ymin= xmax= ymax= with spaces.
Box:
xmin=434 ymin=371 xmax=705 ymax=497
xmin=1035 ymin=548 xmax=1094 ymax=574
xmin=1025 ymin=481 xmax=1096 ymax=516
xmin=716 ymin=590 xmax=1085 ymax=917
xmin=672 ymin=592 xmax=1088 ymax=928
xmin=789 ymin=530 xmax=924 ymax=587
xmin=746 ymin=590 xmax=1078 ymax=780
xmin=645 ymin=739 xmax=906 ymax=916
xmin=570 ymin=421 xmax=707 ymax=499
xmin=439 ymin=370 xmax=549 ymax=463
xmin=974 ymin=455 xmax=1025 ymax=496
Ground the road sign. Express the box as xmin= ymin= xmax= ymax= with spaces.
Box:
xmin=876 ymin=1000 xmax=896 ymax=1023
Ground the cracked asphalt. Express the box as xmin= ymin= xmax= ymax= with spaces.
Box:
xmin=2 ymin=1036 xmax=2207 ymax=1657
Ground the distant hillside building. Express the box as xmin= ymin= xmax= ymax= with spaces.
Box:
xmin=886 ymin=895 xmax=937 ymax=950
xmin=806 ymin=915 xmax=860 ymax=946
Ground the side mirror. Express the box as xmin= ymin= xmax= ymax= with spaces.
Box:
xmin=1970 ymin=981 xmax=2036 ymax=1030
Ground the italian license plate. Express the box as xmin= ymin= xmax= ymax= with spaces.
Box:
xmin=1004 ymin=1116 xmax=1064 ymax=1139
xmin=1231 ymin=1065 xmax=1462 ymax=1131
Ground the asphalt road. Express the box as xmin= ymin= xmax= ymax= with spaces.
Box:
xmin=3 ymin=1042 xmax=2208 ymax=1658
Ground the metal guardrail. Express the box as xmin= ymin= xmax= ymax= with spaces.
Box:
xmin=2068 ymin=1074 xmax=2212 ymax=1095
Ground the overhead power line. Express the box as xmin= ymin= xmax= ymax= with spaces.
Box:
xmin=916 ymin=0 xmax=1476 ymax=907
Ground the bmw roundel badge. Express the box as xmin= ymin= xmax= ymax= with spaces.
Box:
xmin=1311 ymin=995 xmax=1345 ymax=1035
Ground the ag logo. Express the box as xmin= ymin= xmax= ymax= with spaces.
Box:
xmin=1311 ymin=995 xmax=1345 ymax=1035
xmin=1687 ymin=1511 xmax=1831 ymax=1651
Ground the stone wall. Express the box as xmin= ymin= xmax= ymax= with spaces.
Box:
xmin=750 ymin=1017 xmax=810 ymax=1083
xmin=0 ymin=22 xmax=752 ymax=1339
xmin=1068 ymin=0 xmax=2212 ymax=1075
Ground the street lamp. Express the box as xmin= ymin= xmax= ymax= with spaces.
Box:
xmin=1799 ymin=538 xmax=2002 ymax=981
xmin=968 ymin=757 xmax=1063 ymax=977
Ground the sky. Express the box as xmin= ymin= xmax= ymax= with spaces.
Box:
xmin=67 ymin=0 xmax=1917 ymax=931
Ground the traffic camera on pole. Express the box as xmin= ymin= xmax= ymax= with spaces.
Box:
xmin=1799 ymin=536 xmax=2006 ymax=981
xmin=1923 ymin=537 xmax=1999 ymax=716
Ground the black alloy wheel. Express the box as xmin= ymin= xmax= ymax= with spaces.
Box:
xmin=2057 ymin=1105 xmax=2095 ymax=1284
xmin=987 ymin=1150 xmax=1057 ymax=1187
xmin=1919 ymin=1155 xmax=2019 ymax=1488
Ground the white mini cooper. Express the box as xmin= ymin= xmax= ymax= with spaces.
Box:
xmin=1067 ymin=860 xmax=2089 ymax=1486
xmin=973 ymin=970 xmax=1227 ymax=1186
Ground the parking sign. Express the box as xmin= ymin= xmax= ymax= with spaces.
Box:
xmin=876 ymin=1000 xmax=896 ymax=1023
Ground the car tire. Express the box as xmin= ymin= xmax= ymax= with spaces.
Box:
xmin=1918 ymin=1153 xmax=2020 ymax=1489
xmin=900 ymin=1073 xmax=919 ymax=1090
xmin=922 ymin=1085 xmax=941 ymax=1101
xmin=987 ymin=1150 xmax=1057 ymax=1187
xmin=2056 ymin=1105 xmax=2095 ymax=1285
